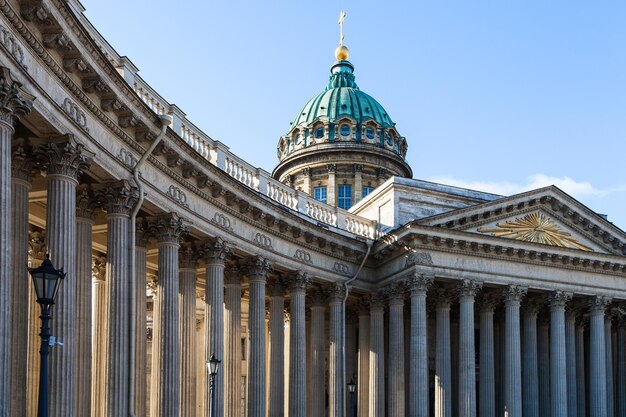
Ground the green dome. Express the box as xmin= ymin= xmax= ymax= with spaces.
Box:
xmin=290 ymin=60 xmax=395 ymax=129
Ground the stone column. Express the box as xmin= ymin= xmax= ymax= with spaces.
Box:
xmin=179 ymin=244 xmax=198 ymax=417
xmin=0 ymin=67 xmax=34 ymax=417
xmin=521 ymin=299 xmax=541 ymax=417
xmin=616 ymin=316 xmax=626 ymax=417
xmin=357 ymin=299 xmax=370 ymax=417
xmin=537 ymin=313 xmax=550 ymax=417
xmin=37 ymin=135 xmax=92 ymax=417
xmin=27 ymin=231 xmax=46 ymax=417
xmin=458 ymin=280 xmax=482 ymax=417
xmin=369 ymin=294 xmax=385 ymax=417
xmin=9 ymin=141 xmax=35 ymax=417
xmin=302 ymin=168 xmax=311 ymax=195
xmin=589 ymin=296 xmax=612 ymax=417
xmin=605 ymin=314 xmax=615 ymax=417
xmin=148 ymin=213 xmax=186 ymax=417
xmin=308 ymin=289 xmax=326 ymax=417
xmin=329 ymin=284 xmax=346 ymax=417
xmin=224 ymin=266 xmax=242 ymax=417
xmin=74 ymin=187 xmax=98 ymax=417
xmin=549 ymin=291 xmax=572 ymax=417
xmin=91 ymin=256 xmax=107 ymax=417
xmin=327 ymin=164 xmax=337 ymax=206
xmin=576 ymin=317 xmax=587 ymax=417
xmin=408 ymin=274 xmax=433 ymax=417
xmin=566 ymin=308 xmax=578 ymax=417
xmin=434 ymin=289 xmax=453 ymax=417
xmin=100 ymin=181 xmax=138 ymax=417
xmin=387 ymin=283 xmax=406 ymax=417
xmin=503 ymin=285 xmax=526 ymax=417
xmin=246 ymin=257 xmax=272 ymax=417
xmin=478 ymin=293 xmax=500 ymax=417
xmin=354 ymin=164 xmax=363 ymax=203
xmin=135 ymin=222 xmax=149 ymax=417
xmin=289 ymin=272 xmax=308 ymax=417
xmin=202 ymin=237 xmax=230 ymax=417
xmin=268 ymin=277 xmax=285 ymax=417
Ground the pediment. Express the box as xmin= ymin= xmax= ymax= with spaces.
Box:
xmin=416 ymin=186 xmax=626 ymax=256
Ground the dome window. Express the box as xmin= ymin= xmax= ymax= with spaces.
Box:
xmin=314 ymin=128 xmax=325 ymax=139
xmin=365 ymin=128 xmax=375 ymax=139
xmin=295 ymin=134 xmax=303 ymax=145
xmin=385 ymin=134 xmax=393 ymax=146
xmin=340 ymin=125 xmax=351 ymax=137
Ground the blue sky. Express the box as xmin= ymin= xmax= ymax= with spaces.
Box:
xmin=82 ymin=0 xmax=626 ymax=231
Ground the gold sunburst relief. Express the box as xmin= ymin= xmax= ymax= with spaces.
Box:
xmin=478 ymin=212 xmax=593 ymax=252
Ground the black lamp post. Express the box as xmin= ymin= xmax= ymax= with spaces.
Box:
xmin=347 ymin=376 xmax=357 ymax=417
xmin=28 ymin=254 xmax=65 ymax=417
xmin=206 ymin=353 xmax=221 ymax=417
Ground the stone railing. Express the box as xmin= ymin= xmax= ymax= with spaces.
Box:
xmin=130 ymin=70 xmax=378 ymax=239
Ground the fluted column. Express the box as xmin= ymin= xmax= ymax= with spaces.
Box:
xmin=576 ymin=317 xmax=587 ymax=417
xmin=100 ymin=181 xmax=139 ymax=416
xmin=549 ymin=291 xmax=572 ymax=417
xmin=37 ymin=135 xmax=92 ymax=417
xmin=521 ymin=299 xmax=541 ymax=417
xmin=605 ymin=314 xmax=615 ymax=417
xmin=268 ymin=277 xmax=285 ymax=417
xmin=91 ymin=256 xmax=107 ymax=417
xmin=246 ymin=257 xmax=272 ymax=417
xmin=566 ymin=308 xmax=578 ymax=417
xmin=408 ymin=274 xmax=433 ymax=417
xmin=537 ymin=313 xmax=550 ymax=417
xmin=196 ymin=311 xmax=207 ymax=417
xmin=369 ymin=293 xmax=385 ymax=417
xmin=308 ymin=290 xmax=326 ymax=417
xmin=224 ymin=266 xmax=242 ymax=417
xmin=434 ymin=289 xmax=453 ymax=417
xmin=0 ymin=67 xmax=34 ymax=417
xmin=387 ymin=283 xmax=405 ymax=417
xmin=148 ymin=213 xmax=186 ymax=417
xmin=458 ymin=280 xmax=482 ymax=417
xmin=478 ymin=293 xmax=499 ymax=417
xmin=74 ymin=187 xmax=98 ymax=417
xmin=27 ymin=231 xmax=46 ymax=417
xmin=135 ymin=223 xmax=149 ymax=417
xmin=9 ymin=141 xmax=35 ymax=417
xmin=329 ymin=284 xmax=346 ymax=417
xmin=289 ymin=272 xmax=308 ymax=417
xmin=589 ymin=296 xmax=612 ymax=417
xmin=503 ymin=285 xmax=526 ymax=417
xmin=357 ymin=300 xmax=370 ymax=417
xmin=616 ymin=317 xmax=626 ymax=417
xmin=179 ymin=244 xmax=198 ymax=417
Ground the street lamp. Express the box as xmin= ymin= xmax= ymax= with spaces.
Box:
xmin=347 ymin=376 xmax=357 ymax=417
xmin=28 ymin=254 xmax=65 ymax=417
xmin=206 ymin=353 xmax=221 ymax=417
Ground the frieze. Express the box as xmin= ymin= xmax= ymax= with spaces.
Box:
xmin=333 ymin=262 xmax=351 ymax=276
xmin=293 ymin=249 xmax=312 ymax=264
xmin=166 ymin=185 xmax=189 ymax=208
xmin=0 ymin=23 xmax=26 ymax=69
xmin=211 ymin=212 xmax=233 ymax=232
xmin=117 ymin=148 xmax=138 ymax=169
xmin=254 ymin=232 xmax=272 ymax=249
xmin=405 ymin=251 xmax=433 ymax=267
xmin=61 ymin=97 xmax=89 ymax=132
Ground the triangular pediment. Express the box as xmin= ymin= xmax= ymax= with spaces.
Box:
xmin=416 ymin=186 xmax=626 ymax=256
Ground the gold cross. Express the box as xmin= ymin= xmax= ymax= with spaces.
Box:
xmin=338 ymin=11 xmax=346 ymax=46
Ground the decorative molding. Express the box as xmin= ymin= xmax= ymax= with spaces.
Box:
xmin=293 ymin=249 xmax=312 ymax=264
xmin=117 ymin=147 xmax=137 ymax=169
xmin=254 ymin=232 xmax=272 ymax=249
xmin=61 ymin=97 xmax=89 ymax=132
xmin=0 ymin=23 xmax=26 ymax=69
xmin=405 ymin=251 xmax=433 ymax=267
xmin=333 ymin=261 xmax=351 ymax=275
xmin=166 ymin=184 xmax=189 ymax=208
xmin=211 ymin=212 xmax=233 ymax=232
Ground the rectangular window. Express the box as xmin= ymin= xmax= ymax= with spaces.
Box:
xmin=338 ymin=184 xmax=352 ymax=210
xmin=362 ymin=186 xmax=374 ymax=198
xmin=314 ymin=186 xmax=327 ymax=203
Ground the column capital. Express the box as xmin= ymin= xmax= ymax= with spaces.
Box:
xmin=92 ymin=256 xmax=106 ymax=283
xmin=267 ymin=275 xmax=285 ymax=297
xmin=224 ymin=264 xmax=242 ymax=286
xmin=12 ymin=139 xmax=37 ymax=183
xmin=96 ymin=180 xmax=139 ymax=216
xmin=0 ymin=66 xmax=35 ymax=125
xmin=76 ymin=186 xmax=100 ymax=220
xmin=384 ymin=282 xmax=405 ymax=305
xmin=432 ymin=287 xmax=455 ymax=308
xmin=327 ymin=164 xmax=337 ymax=173
xmin=502 ymin=285 xmax=527 ymax=304
xmin=288 ymin=271 xmax=309 ymax=293
xmin=355 ymin=296 xmax=370 ymax=315
xmin=406 ymin=273 xmax=434 ymax=296
xmin=457 ymin=279 xmax=482 ymax=298
xmin=179 ymin=242 xmax=198 ymax=270
xmin=147 ymin=212 xmax=187 ymax=245
xmin=34 ymin=134 xmax=93 ymax=180
xmin=307 ymin=285 xmax=327 ymax=307
xmin=28 ymin=230 xmax=46 ymax=262
xmin=200 ymin=236 xmax=231 ymax=263
xmin=136 ymin=219 xmax=149 ymax=247
xmin=477 ymin=291 xmax=501 ymax=313
xmin=368 ymin=292 xmax=386 ymax=311
xmin=549 ymin=290 xmax=573 ymax=309
xmin=327 ymin=283 xmax=346 ymax=303
xmin=588 ymin=295 xmax=612 ymax=314
xmin=244 ymin=256 xmax=272 ymax=282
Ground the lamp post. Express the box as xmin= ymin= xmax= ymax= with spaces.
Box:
xmin=28 ymin=254 xmax=65 ymax=417
xmin=347 ymin=376 xmax=357 ymax=417
xmin=206 ymin=353 xmax=221 ymax=417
